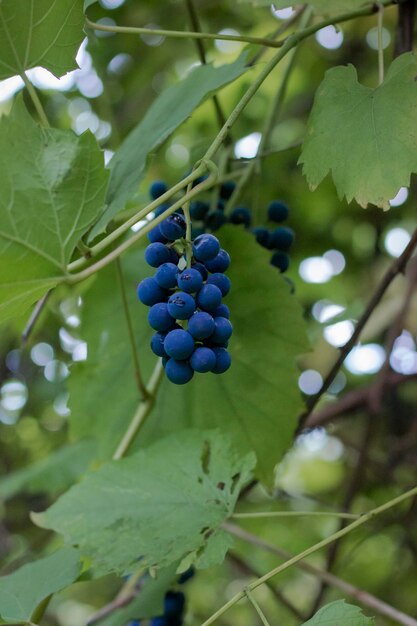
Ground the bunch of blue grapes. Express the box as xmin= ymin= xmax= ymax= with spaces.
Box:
xmin=129 ymin=590 xmax=186 ymax=626
xmin=137 ymin=182 xmax=232 ymax=385
xmin=187 ymin=180 xmax=294 ymax=273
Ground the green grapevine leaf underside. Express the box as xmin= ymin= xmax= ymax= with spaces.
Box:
xmin=302 ymin=600 xmax=375 ymax=625
xmin=0 ymin=547 xmax=81 ymax=622
xmin=0 ymin=0 xmax=85 ymax=80
xmin=89 ymin=54 xmax=250 ymax=239
xmin=69 ymin=227 xmax=308 ymax=487
xmin=33 ymin=430 xmax=255 ymax=575
xmin=0 ymin=99 xmax=108 ymax=323
xmin=299 ymin=53 xmax=417 ymax=208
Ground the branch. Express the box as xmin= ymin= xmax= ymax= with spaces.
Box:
xmin=224 ymin=523 xmax=417 ymax=626
xmin=21 ymin=289 xmax=53 ymax=346
xmin=298 ymin=227 xmax=417 ymax=432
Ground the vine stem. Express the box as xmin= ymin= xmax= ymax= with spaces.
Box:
xmin=232 ymin=511 xmax=359 ymax=520
xmin=200 ymin=484 xmax=417 ymax=626
xmin=112 ymin=360 xmax=164 ymax=460
xmin=298 ymin=226 xmax=417 ymax=432
xmin=377 ymin=3 xmax=385 ymax=85
xmin=244 ymin=588 xmax=271 ymax=626
xmin=21 ymin=72 xmax=50 ymax=128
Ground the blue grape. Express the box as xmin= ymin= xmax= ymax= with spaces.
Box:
xmin=191 ymin=226 xmax=205 ymax=239
xmin=154 ymin=203 xmax=171 ymax=217
xmin=178 ymin=567 xmax=195 ymax=584
xmin=251 ymin=227 xmax=270 ymax=247
xmin=148 ymin=303 xmax=176 ymax=332
xmin=155 ymin=263 xmax=179 ymax=289
xmin=191 ymin=262 xmax=208 ymax=281
xmin=205 ymin=210 xmax=227 ymax=230
xmin=190 ymin=347 xmax=216 ymax=373
xmin=269 ymin=226 xmax=294 ymax=251
xmin=145 ymin=243 xmax=172 ymax=268
xmin=190 ymin=200 xmax=209 ymax=220
xmin=213 ymin=303 xmax=230 ymax=319
xmin=229 ymin=207 xmax=251 ymax=227
xmin=192 ymin=174 xmax=208 ymax=187
xmin=207 ymin=273 xmax=231 ymax=296
xmin=159 ymin=213 xmax=186 ymax=241
xmin=211 ymin=348 xmax=232 ymax=374
xmin=211 ymin=317 xmax=233 ymax=344
xmin=149 ymin=618 xmax=167 ymax=626
xmin=192 ymin=234 xmax=220 ymax=262
xmin=268 ymin=200 xmax=289 ymax=223
xmin=177 ymin=268 xmax=203 ymax=293
xmin=137 ymin=277 xmax=166 ymax=306
xmin=164 ymin=591 xmax=185 ymax=618
xmin=271 ymin=251 xmax=290 ymax=272
xmin=148 ymin=224 xmax=168 ymax=244
xmin=187 ymin=311 xmax=215 ymax=339
xmin=167 ymin=292 xmax=196 ymax=320
xmin=204 ymin=249 xmax=230 ymax=273
xmin=220 ymin=180 xmax=236 ymax=200
xmin=196 ymin=284 xmax=222 ymax=312
xmin=150 ymin=333 xmax=167 ymax=358
xmin=150 ymin=180 xmax=168 ymax=199
xmin=165 ymin=359 xmax=194 ymax=384
xmin=164 ymin=329 xmax=195 ymax=360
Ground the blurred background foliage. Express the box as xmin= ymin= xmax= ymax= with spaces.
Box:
xmin=0 ymin=1 xmax=417 ymax=624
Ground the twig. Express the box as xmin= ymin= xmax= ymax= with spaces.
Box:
xmin=224 ymin=523 xmax=417 ymax=626
xmin=20 ymin=72 xmax=50 ymax=128
xmin=298 ymin=227 xmax=417 ymax=433
xmin=232 ymin=511 xmax=359 ymax=520
xmin=245 ymin=587 xmax=271 ymax=626
xmin=200 ymin=485 xmax=417 ymax=626
xmin=377 ymin=3 xmax=385 ymax=85
xmin=21 ymin=289 xmax=53 ymax=346
xmin=87 ymin=570 xmax=145 ymax=625
xmin=247 ymin=6 xmax=306 ymax=67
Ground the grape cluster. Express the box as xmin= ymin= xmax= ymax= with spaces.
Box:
xmin=138 ymin=193 xmax=232 ymax=385
xmin=129 ymin=590 xmax=185 ymax=626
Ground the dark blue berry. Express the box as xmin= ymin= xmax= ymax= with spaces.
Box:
xmin=271 ymin=251 xmax=290 ymax=272
xmin=150 ymin=180 xmax=168 ymax=200
xmin=177 ymin=268 xmax=203 ymax=293
xmin=155 ymin=263 xmax=179 ymax=289
xmin=192 ymin=174 xmax=208 ymax=188
xmin=160 ymin=213 xmax=187 ymax=241
xmin=165 ymin=359 xmax=194 ymax=384
xmin=211 ymin=348 xmax=232 ymax=373
xmin=252 ymin=227 xmax=270 ymax=247
xmin=205 ymin=210 xmax=227 ymax=230
xmin=269 ymin=226 xmax=294 ymax=251
xmin=211 ymin=317 xmax=233 ymax=344
xmin=229 ymin=207 xmax=251 ymax=227
xmin=204 ymin=249 xmax=230 ymax=273
xmin=192 ymin=234 xmax=220 ymax=262
xmin=148 ymin=303 xmax=176 ymax=332
xmin=191 ymin=262 xmax=208 ymax=281
xmin=164 ymin=591 xmax=186 ymax=618
xmin=137 ymin=277 xmax=166 ymax=306
xmin=149 ymin=618 xmax=167 ymax=626
xmin=207 ymin=273 xmax=231 ymax=296
xmin=167 ymin=292 xmax=196 ymax=320
xmin=268 ymin=200 xmax=289 ymax=223
xmin=190 ymin=200 xmax=209 ymax=220
xmin=178 ymin=567 xmax=195 ymax=584
xmin=148 ymin=224 xmax=168 ymax=244
xmin=190 ymin=347 xmax=216 ymax=373
xmin=150 ymin=332 xmax=167 ymax=357
xmin=196 ymin=284 xmax=222 ymax=313
xmin=145 ymin=243 xmax=172 ymax=268
xmin=220 ymin=180 xmax=236 ymax=200
xmin=187 ymin=311 xmax=215 ymax=340
xmin=164 ymin=329 xmax=195 ymax=360
xmin=191 ymin=226 xmax=205 ymax=239
xmin=154 ymin=203 xmax=170 ymax=217
xmin=213 ymin=303 xmax=230 ymax=319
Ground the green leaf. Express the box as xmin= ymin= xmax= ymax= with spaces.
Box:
xmin=84 ymin=0 xmax=97 ymax=9
xmin=99 ymin=564 xmax=179 ymax=626
xmin=33 ymin=430 xmax=255 ymax=575
xmin=0 ymin=547 xmax=81 ymax=623
xmin=299 ymin=53 xmax=417 ymax=208
xmin=69 ymin=227 xmax=308 ymax=486
xmin=89 ymin=54 xmax=249 ymax=239
xmin=0 ymin=440 xmax=96 ymax=501
xmin=0 ymin=0 xmax=85 ymax=80
xmin=302 ymin=600 xmax=374 ymax=625
xmin=0 ymin=100 xmax=108 ymax=323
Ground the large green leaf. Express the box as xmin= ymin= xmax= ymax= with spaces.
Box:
xmin=69 ymin=227 xmax=308 ymax=485
xmin=33 ymin=430 xmax=255 ymax=575
xmin=0 ymin=547 xmax=81 ymax=623
xmin=0 ymin=440 xmax=96 ymax=501
xmin=89 ymin=54 xmax=249 ymax=239
xmin=302 ymin=600 xmax=374 ymax=625
xmin=0 ymin=0 xmax=85 ymax=80
xmin=0 ymin=100 xmax=108 ymax=323
xmin=299 ymin=53 xmax=417 ymax=208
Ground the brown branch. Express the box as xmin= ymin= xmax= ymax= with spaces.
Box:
xmin=298 ymin=227 xmax=417 ymax=433
xmin=225 ymin=523 xmax=417 ymax=626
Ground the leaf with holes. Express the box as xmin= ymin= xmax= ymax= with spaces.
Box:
xmin=33 ymin=430 xmax=255 ymax=575
xmin=302 ymin=600 xmax=375 ymax=625
xmin=0 ymin=547 xmax=81 ymax=623
xmin=299 ymin=53 xmax=417 ymax=208
xmin=0 ymin=99 xmax=108 ymax=323
xmin=0 ymin=0 xmax=85 ymax=80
